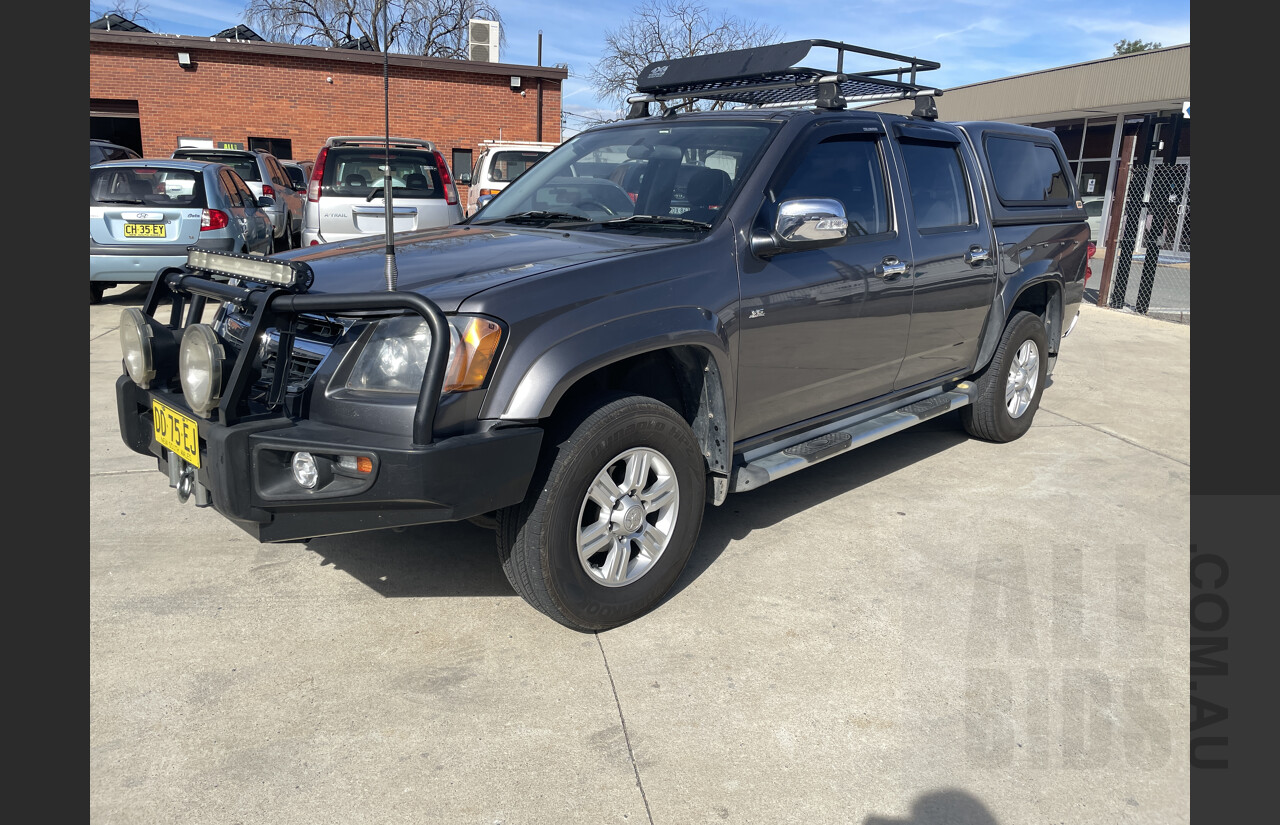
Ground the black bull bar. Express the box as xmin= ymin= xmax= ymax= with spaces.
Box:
xmin=144 ymin=262 xmax=450 ymax=446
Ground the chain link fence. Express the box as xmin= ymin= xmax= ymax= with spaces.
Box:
xmin=1094 ymin=161 xmax=1190 ymax=323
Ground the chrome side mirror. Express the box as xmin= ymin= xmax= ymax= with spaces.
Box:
xmin=776 ymin=198 xmax=848 ymax=243
xmin=750 ymin=198 xmax=848 ymax=257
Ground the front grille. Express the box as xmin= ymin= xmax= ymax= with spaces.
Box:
xmin=217 ymin=309 xmax=346 ymax=396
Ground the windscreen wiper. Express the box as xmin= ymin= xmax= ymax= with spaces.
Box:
xmin=473 ymin=210 xmax=591 ymax=226
xmin=600 ymin=214 xmax=712 ymax=229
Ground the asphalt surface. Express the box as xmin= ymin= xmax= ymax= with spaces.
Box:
xmin=90 ymin=285 xmax=1191 ymax=825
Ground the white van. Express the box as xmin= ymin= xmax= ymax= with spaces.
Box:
xmin=463 ymin=140 xmax=558 ymax=216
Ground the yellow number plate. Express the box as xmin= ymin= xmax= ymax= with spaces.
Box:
xmin=125 ymin=223 xmax=166 ymax=238
xmin=152 ymin=399 xmax=201 ymax=468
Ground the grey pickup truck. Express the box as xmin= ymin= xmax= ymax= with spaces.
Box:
xmin=115 ymin=40 xmax=1088 ymax=632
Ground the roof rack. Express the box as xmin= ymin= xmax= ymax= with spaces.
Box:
xmin=626 ymin=39 xmax=943 ymax=120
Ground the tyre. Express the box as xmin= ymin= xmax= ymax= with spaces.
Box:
xmin=961 ymin=310 xmax=1049 ymax=442
xmin=90 ymin=283 xmax=107 ymax=305
xmin=497 ymin=393 xmax=706 ymax=632
xmin=279 ymin=215 xmax=295 ymax=250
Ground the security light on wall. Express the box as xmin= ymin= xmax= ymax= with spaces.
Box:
xmin=510 ymin=76 xmax=522 ymax=90
xmin=177 ymin=52 xmax=192 ymax=68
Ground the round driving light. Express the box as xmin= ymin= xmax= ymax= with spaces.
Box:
xmin=291 ymin=452 xmax=319 ymax=489
xmin=119 ymin=308 xmax=156 ymax=388
xmin=179 ymin=324 xmax=225 ymax=417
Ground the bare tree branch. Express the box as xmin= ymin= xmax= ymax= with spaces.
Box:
xmin=584 ymin=0 xmax=780 ymax=123
xmin=243 ymin=0 xmax=504 ymax=56
xmin=90 ymin=1 xmax=154 ymax=28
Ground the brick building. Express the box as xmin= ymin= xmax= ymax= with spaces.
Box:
xmin=89 ymin=25 xmax=566 ymax=189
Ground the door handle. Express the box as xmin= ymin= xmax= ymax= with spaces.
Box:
xmin=878 ymin=256 xmax=909 ymax=280
xmin=965 ymin=245 xmax=990 ymax=266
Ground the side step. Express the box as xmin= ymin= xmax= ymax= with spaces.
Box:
xmin=731 ymin=383 xmax=975 ymax=492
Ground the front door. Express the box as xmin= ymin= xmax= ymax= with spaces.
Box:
xmin=735 ymin=122 xmax=915 ymax=441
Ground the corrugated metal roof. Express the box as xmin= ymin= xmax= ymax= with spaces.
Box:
xmin=861 ymin=44 xmax=1190 ymax=123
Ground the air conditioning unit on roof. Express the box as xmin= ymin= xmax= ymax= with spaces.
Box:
xmin=468 ymin=19 xmax=499 ymax=63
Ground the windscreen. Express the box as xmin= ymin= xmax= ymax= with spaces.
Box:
xmin=472 ymin=121 xmax=779 ymax=227
xmin=488 ymin=150 xmax=546 ymax=182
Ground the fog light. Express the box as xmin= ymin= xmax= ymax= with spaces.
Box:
xmin=119 ymin=308 xmax=156 ymax=388
xmin=292 ymin=452 xmax=319 ymax=488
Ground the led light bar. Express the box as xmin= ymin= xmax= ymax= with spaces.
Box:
xmin=186 ymin=249 xmax=314 ymax=290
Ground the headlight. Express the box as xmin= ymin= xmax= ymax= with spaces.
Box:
xmin=179 ymin=324 xmax=227 ymax=417
xmin=119 ymin=308 xmax=156 ymax=388
xmin=346 ymin=314 xmax=504 ymax=394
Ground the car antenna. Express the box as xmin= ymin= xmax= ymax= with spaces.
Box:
xmin=381 ymin=0 xmax=398 ymax=291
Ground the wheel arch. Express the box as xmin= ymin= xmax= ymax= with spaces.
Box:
xmin=490 ymin=312 xmax=734 ymax=504
xmin=973 ymin=273 xmax=1063 ymax=374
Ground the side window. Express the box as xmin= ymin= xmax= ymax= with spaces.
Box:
xmin=985 ymin=135 xmax=1073 ymax=205
xmin=266 ymin=157 xmax=288 ymax=188
xmin=774 ymin=134 xmax=890 ymax=236
xmin=234 ymin=175 xmax=258 ymax=206
xmin=284 ymin=165 xmax=307 ymax=190
xmin=224 ymin=171 xmax=255 ymax=207
xmin=899 ymin=140 xmax=974 ymax=231
xmin=218 ymin=170 xmax=243 ymax=207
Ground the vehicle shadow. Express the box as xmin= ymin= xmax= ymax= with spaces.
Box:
xmin=303 ymin=519 xmax=515 ymax=599
xmin=98 ymin=284 xmax=151 ymax=305
xmin=298 ymin=410 xmax=972 ymax=603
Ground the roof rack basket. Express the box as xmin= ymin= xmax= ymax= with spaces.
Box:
xmin=626 ymin=39 xmax=942 ymax=120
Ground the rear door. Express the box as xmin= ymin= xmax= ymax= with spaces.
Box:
xmin=886 ymin=121 xmax=998 ymax=390
xmin=735 ymin=118 xmax=916 ymax=440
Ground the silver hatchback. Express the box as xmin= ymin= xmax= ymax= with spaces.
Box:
xmin=171 ymin=148 xmax=305 ymax=250
xmin=89 ymin=159 xmax=275 ymax=303
xmin=302 ymin=136 xmax=462 ymax=246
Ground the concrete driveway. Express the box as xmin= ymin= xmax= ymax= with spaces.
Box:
xmin=91 ymin=288 xmax=1190 ymax=825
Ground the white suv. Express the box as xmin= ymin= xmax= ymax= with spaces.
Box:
xmin=463 ymin=140 xmax=558 ymax=216
xmin=302 ymin=136 xmax=462 ymax=246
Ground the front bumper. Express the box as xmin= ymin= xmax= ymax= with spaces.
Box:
xmin=116 ymin=376 xmax=543 ymax=542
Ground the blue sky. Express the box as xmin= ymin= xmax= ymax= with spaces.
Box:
xmin=115 ymin=0 xmax=1191 ymax=137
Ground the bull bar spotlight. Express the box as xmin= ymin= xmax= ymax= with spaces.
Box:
xmin=119 ymin=308 xmax=157 ymax=388
xmin=179 ymin=324 xmax=227 ymax=418
xmin=120 ymin=307 xmax=179 ymax=389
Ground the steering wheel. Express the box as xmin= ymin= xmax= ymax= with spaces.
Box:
xmin=575 ymin=199 xmax=617 ymax=217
